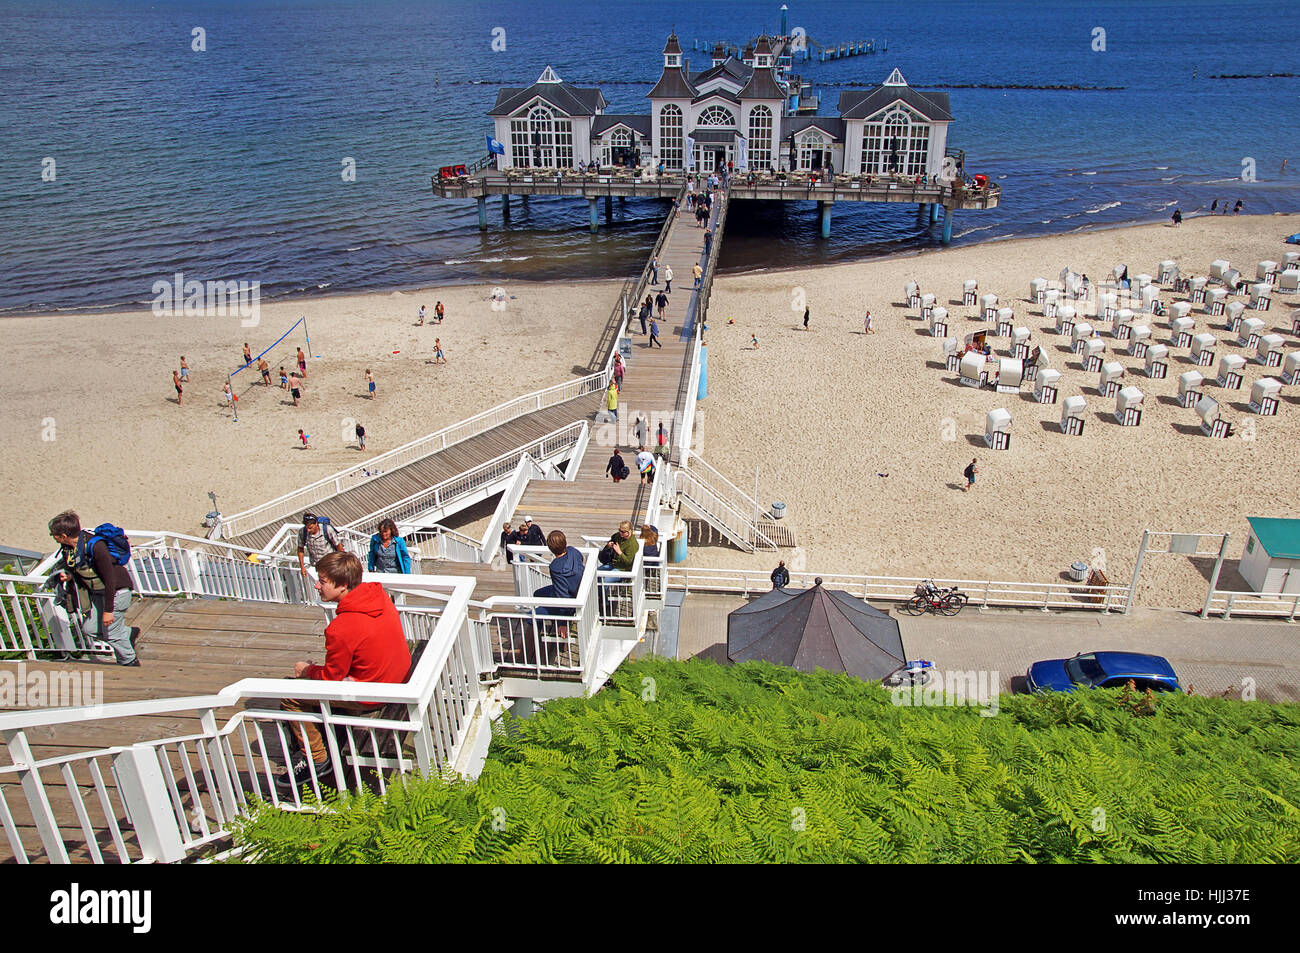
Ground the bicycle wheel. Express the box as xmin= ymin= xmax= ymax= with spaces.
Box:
xmin=904 ymin=595 xmax=926 ymax=616
xmin=940 ymin=593 xmax=964 ymax=616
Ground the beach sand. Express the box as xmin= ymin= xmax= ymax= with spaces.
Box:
xmin=0 ymin=281 xmax=618 ymax=550
xmin=694 ymin=213 xmax=1300 ymax=609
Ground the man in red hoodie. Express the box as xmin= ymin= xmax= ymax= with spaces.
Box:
xmin=278 ymin=552 xmax=411 ymax=789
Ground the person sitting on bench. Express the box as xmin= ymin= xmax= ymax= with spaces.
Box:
xmin=277 ymin=552 xmax=411 ymax=791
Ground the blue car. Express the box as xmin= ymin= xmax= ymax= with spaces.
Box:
xmin=1025 ymin=651 xmax=1181 ymax=694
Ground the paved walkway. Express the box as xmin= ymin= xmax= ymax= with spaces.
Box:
xmin=674 ymin=593 xmax=1300 ymax=702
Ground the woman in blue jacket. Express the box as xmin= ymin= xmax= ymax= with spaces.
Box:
xmin=368 ymin=518 xmax=412 ymax=574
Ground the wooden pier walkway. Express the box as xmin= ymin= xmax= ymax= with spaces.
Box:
xmin=225 ymin=393 xmax=599 ymax=551
xmin=512 ymin=198 xmax=713 ymax=541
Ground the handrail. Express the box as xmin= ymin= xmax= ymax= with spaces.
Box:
xmin=1202 ymin=589 xmax=1300 ymax=621
xmin=683 ymin=455 xmax=777 ymax=522
xmin=216 ymin=371 xmax=606 ymax=539
xmin=674 ymin=470 xmax=775 ymax=552
xmin=666 ymin=567 xmax=1130 ymax=612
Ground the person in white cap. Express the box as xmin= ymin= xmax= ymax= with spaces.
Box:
xmin=520 ymin=516 xmax=545 ymax=547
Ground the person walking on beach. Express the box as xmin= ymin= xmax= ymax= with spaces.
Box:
xmin=242 ymin=343 xmax=252 ymax=367
xmin=355 ymin=422 xmax=366 ymax=451
xmin=433 ymin=338 xmax=446 ymax=364
xmin=664 ymin=265 xmax=673 ymax=294
xmin=649 ymin=316 xmax=663 ymax=349
xmin=435 ymin=301 xmax=445 ymax=324
xmin=1172 ymin=208 xmax=1183 ymax=226
xmin=692 ymin=262 xmax=703 ymax=289
xmin=221 ymin=381 xmax=234 ymax=407
xmin=365 ymin=368 xmax=375 ymax=399
xmin=417 ymin=304 xmax=426 ymax=326
xmin=606 ymin=380 xmax=620 ymax=421
xmin=279 ymin=366 xmax=288 ymax=389
xmin=1210 ymin=199 xmax=1218 ymax=214
xmin=865 ymin=310 xmax=875 ymax=334
xmin=259 ymin=358 xmax=272 ymax=386
xmin=963 ymin=458 xmax=978 ymax=492
xmin=173 ymin=370 xmax=183 ymax=405
xmin=289 ymin=372 xmax=302 ymax=406
xmin=296 ymin=347 xmax=307 ymax=378
xmin=299 ymin=429 xmax=313 ymax=450
xmin=180 ymin=356 xmax=190 ymax=382
xmin=752 ymin=335 xmax=759 ymax=349
xmin=770 ymin=560 xmax=790 ymax=589
xmin=650 ymin=256 xmax=659 ymax=285
xmin=803 ymin=306 xmax=810 ymax=331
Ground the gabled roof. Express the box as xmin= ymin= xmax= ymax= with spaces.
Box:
xmin=837 ymin=71 xmax=953 ymax=121
xmin=591 ymin=114 xmax=652 ymax=138
xmin=690 ymin=56 xmax=751 ymax=88
xmin=647 ymin=66 xmax=697 ymax=100
xmin=783 ymin=116 xmax=846 ymax=140
xmin=489 ymin=68 xmax=607 ymax=117
xmin=1247 ymin=517 xmax=1300 ymax=559
xmin=663 ymin=33 xmax=682 ymax=56
xmin=737 ymin=66 xmax=786 ymax=100
xmin=692 ymin=89 xmax=741 ymax=105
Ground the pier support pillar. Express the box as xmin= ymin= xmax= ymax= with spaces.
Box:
xmin=588 ymin=198 xmax=599 ymax=232
xmin=818 ymin=201 xmax=833 ymax=238
xmin=930 ymin=202 xmax=940 ymax=224
xmin=941 ymin=207 xmax=954 ymax=245
xmin=605 ymin=194 xmax=613 ymax=223
xmin=476 ymin=196 xmax=487 ymax=231
xmin=502 ymin=195 xmax=511 ymax=224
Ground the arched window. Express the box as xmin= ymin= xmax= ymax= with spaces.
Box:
xmin=797 ymin=130 xmax=828 ymax=171
xmin=659 ymin=104 xmax=683 ymax=170
xmin=603 ymin=127 xmax=634 ymax=166
xmin=508 ymin=103 xmax=573 ymax=169
xmin=861 ymin=105 xmax=928 ymax=175
xmin=697 ymin=105 xmax=736 ymax=127
xmin=747 ymin=105 xmax=773 ymax=170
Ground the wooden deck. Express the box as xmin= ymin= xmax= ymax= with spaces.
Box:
xmin=512 ymin=203 xmax=708 ymax=541
xmin=225 ymin=392 xmax=599 ymax=550
xmin=0 ymin=597 xmax=329 ymax=863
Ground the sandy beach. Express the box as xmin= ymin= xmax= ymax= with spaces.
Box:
xmin=695 ymin=212 xmax=1300 ymax=609
xmin=3 ymin=213 xmax=1298 ymax=611
xmin=0 ymin=281 xmax=619 ymax=550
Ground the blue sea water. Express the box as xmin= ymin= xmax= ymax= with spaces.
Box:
xmin=0 ymin=0 xmax=1297 ymax=314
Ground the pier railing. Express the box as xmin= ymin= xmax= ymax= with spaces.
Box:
xmin=1201 ymin=589 xmax=1300 ymax=621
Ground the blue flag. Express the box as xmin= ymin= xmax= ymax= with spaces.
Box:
xmin=486 ymin=135 xmax=506 ymax=155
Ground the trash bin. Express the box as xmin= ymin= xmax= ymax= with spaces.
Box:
xmin=1069 ymin=561 xmax=1089 ymax=582
xmin=771 ymin=502 xmax=786 ymax=520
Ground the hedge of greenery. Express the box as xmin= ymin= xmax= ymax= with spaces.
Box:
xmin=232 ymin=657 xmax=1300 ymax=863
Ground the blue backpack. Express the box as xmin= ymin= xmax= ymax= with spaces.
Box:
xmin=77 ymin=523 xmax=132 ymax=567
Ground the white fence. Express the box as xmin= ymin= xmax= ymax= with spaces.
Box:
xmin=666 ymin=567 xmax=1132 ymax=612
xmin=215 ymin=374 xmax=607 ymax=539
xmin=1202 ymin=590 xmax=1300 ymax=620
xmin=0 ymin=574 xmax=481 ymax=864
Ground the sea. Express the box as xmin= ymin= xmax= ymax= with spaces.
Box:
xmin=1 ymin=0 xmax=1297 ymax=315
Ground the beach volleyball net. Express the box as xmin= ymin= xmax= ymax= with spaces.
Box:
xmin=226 ymin=316 xmax=311 ymax=420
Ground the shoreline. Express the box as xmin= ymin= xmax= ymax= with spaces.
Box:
xmin=5 ymin=210 xmax=1294 ymax=321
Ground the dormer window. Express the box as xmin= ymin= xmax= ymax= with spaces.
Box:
xmin=756 ymin=54 xmax=772 ymax=68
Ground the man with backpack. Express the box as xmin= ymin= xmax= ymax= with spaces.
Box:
xmin=47 ymin=510 xmax=138 ymax=666
xmin=297 ymin=512 xmax=344 ymax=578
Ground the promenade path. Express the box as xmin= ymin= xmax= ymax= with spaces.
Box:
xmin=676 ymin=595 xmax=1300 ymax=702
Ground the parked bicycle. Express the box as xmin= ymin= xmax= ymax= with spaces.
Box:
xmin=903 ymin=580 xmax=968 ymax=616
